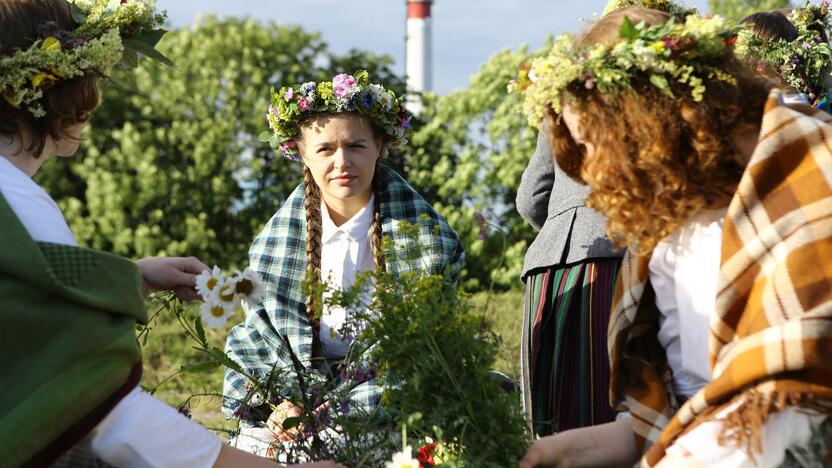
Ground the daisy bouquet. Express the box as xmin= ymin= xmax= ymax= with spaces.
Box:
xmin=194 ymin=266 xmax=264 ymax=328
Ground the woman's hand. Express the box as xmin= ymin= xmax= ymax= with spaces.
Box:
xmin=518 ymin=434 xmax=572 ymax=468
xmin=267 ymin=401 xmax=304 ymax=441
xmin=136 ymin=256 xmax=209 ymax=301
xmin=518 ymin=419 xmax=638 ymax=468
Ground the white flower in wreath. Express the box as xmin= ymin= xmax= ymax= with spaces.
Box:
xmin=195 ymin=266 xmax=225 ymax=300
xmin=385 ymin=446 xmax=420 ymax=468
xmin=199 ymin=299 xmax=235 ymax=328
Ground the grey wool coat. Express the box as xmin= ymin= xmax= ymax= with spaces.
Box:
xmin=516 ymin=125 xmax=623 ymax=279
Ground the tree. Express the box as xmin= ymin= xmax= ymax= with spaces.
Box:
xmin=37 ymin=16 xmax=546 ymax=291
xmin=410 ymin=42 xmax=549 ymax=290
xmin=709 ymin=0 xmax=792 ymax=20
xmin=37 ymin=17 xmax=404 ymax=267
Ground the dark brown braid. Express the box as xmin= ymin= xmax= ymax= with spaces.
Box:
xmin=303 ymin=166 xmax=323 ymax=346
xmin=369 ymin=167 xmax=386 ymax=272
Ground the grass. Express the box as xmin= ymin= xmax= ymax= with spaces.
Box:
xmin=139 ymin=289 xmax=525 ymax=431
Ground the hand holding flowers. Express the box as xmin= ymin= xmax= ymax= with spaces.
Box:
xmin=135 ymin=256 xmax=210 ymax=301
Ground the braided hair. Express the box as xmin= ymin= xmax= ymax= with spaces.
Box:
xmin=302 ymin=133 xmax=387 ymax=350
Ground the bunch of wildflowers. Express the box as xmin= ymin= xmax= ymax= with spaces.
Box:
xmin=734 ymin=1 xmax=832 ymax=102
xmin=0 ymin=0 xmax=169 ymax=118
xmin=516 ymin=14 xmax=739 ymax=127
xmin=261 ymin=70 xmax=411 ymax=161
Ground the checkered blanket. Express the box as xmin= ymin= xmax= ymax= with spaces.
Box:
xmin=607 ymin=89 xmax=832 ymax=465
xmin=223 ymin=166 xmax=464 ymax=422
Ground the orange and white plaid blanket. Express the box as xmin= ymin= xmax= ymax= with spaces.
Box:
xmin=608 ymin=89 xmax=832 ymax=466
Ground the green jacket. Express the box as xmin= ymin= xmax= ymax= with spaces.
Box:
xmin=0 ymin=193 xmax=147 ymax=467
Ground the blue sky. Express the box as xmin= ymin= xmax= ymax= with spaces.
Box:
xmin=157 ymin=0 xmax=711 ymax=95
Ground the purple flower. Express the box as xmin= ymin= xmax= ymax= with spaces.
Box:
xmin=332 ymin=73 xmax=357 ymax=99
xmin=822 ymin=0 xmax=829 ymax=8
xmin=399 ymin=111 xmax=411 ymax=129
xmin=803 ymin=42 xmax=812 ymax=49
xmin=268 ymin=104 xmax=277 ymax=116
xmin=233 ymin=404 xmax=252 ymax=420
xmin=284 ymin=87 xmax=294 ymax=101
xmin=362 ymin=91 xmax=374 ymax=108
xmin=300 ymin=81 xmax=316 ymax=96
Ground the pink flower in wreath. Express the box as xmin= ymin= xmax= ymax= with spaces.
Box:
xmin=280 ymin=140 xmax=297 ymax=152
xmin=284 ymin=87 xmax=295 ymax=101
xmin=298 ymin=97 xmax=311 ymax=111
xmin=332 ymin=73 xmax=357 ymax=99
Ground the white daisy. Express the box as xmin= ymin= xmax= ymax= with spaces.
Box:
xmin=385 ymin=446 xmax=420 ymax=468
xmin=199 ymin=299 xmax=235 ymax=328
xmin=195 ymin=266 xmax=225 ymax=301
xmin=231 ymin=268 xmax=265 ymax=303
xmin=216 ymin=280 xmax=241 ymax=307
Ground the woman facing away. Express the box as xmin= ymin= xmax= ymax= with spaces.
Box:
xmin=0 ymin=1 xmax=341 ymax=467
xmin=222 ymin=72 xmax=465 ymax=451
xmin=518 ymin=6 xmax=832 ymax=468
xmin=516 ymin=114 xmax=623 ymax=437
xmin=513 ymin=0 xmax=702 ymax=440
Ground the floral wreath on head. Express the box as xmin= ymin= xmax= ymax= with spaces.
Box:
xmin=0 ymin=0 xmax=170 ymax=118
xmin=508 ymin=0 xmax=701 ymax=101
xmin=734 ymin=1 xmax=832 ymax=104
xmin=513 ymin=14 xmax=739 ymax=127
xmin=262 ymin=70 xmax=412 ymax=161
xmin=603 ymin=0 xmax=698 ymax=19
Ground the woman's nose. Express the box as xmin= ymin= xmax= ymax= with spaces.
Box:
xmin=333 ymin=146 xmax=352 ymax=169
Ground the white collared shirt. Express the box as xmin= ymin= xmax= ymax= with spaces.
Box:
xmin=0 ymin=155 xmax=76 ymax=245
xmin=319 ymin=195 xmax=377 ymax=358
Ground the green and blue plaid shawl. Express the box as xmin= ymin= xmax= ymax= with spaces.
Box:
xmin=223 ymin=166 xmax=464 ymax=422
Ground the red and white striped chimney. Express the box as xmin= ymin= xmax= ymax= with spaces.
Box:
xmin=405 ymin=0 xmax=433 ymax=115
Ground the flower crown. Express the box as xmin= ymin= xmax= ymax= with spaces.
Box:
xmin=734 ymin=1 xmax=832 ymax=102
xmin=508 ymin=0 xmax=698 ymax=97
xmin=603 ymin=0 xmax=697 ymax=19
xmin=0 ymin=0 xmax=169 ymax=118
xmin=516 ymin=14 xmax=739 ymax=127
xmin=262 ymin=71 xmax=411 ymax=161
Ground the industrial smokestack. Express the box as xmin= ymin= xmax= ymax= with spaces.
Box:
xmin=405 ymin=0 xmax=433 ymax=115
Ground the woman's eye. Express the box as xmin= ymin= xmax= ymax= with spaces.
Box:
xmin=350 ymin=144 xmax=365 ymax=149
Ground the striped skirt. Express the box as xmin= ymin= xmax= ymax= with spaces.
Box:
xmin=520 ymin=258 xmax=621 ymax=436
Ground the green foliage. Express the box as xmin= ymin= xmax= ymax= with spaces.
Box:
xmin=36 ymin=16 xmax=546 ymax=291
xmin=709 ymin=0 xmax=791 ymax=20
xmin=410 ymin=42 xmax=549 ymax=290
xmin=36 ymin=17 xmax=404 ymax=267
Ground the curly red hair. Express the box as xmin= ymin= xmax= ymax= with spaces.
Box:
xmin=549 ymin=7 xmax=772 ymax=254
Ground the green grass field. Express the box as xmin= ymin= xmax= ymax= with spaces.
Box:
xmin=139 ymin=290 xmax=525 ymax=431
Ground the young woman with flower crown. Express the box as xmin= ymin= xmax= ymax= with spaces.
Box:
xmin=0 ymin=1 xmax=341 ymax=467
xmin=518 ymin=6 xmax=832 ymax=468
xmin=222 ymin=72 xmax=465 ymax=451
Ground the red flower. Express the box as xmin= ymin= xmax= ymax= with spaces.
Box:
xmin=723 ymin=36 xmax=737 ymax=47
xmin=416 ymin=442 xmax=437 ymax=466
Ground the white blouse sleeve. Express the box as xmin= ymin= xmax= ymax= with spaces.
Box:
xmin=86 ymin=387 xmax=222 ymax=468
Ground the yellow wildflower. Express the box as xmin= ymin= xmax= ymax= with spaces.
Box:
xmin=41 ymin=37 xmax=62 ymax=53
